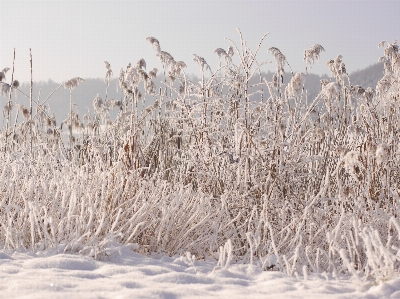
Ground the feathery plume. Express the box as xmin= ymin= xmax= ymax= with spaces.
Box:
xmin=124 ymin=67 xmax=139 ymax=86
xmin=268 ymin=47 xmax=286 ymax=76
xmin=157 ymin=51 xmax=174 ymax=66
xmin=214 ymin=48 xmax=227 ymax=57
xmin=192 ymin=54 xmax=211 ymax=72
xmin=148 ymin=68 xmax=158 ymax=79
xmin=1 ymin=83 xmax=10 ymax=96
xmin=176 ymin=61 xmax=187 ymax=69
xmin=285 ymin=73 xmax=306 ymax=99
xmin=136 ymin=58 xmax=146 ymax=70
xmin=227 ymin=46 xmax=234 ymax=57
xmin=179 ymin=82 xmax=186 ymax=95
xmin=3 ymin=100 xmax=12 ymax=116
xmin=364 ymin=87 xmax=374 ymax=102
xmin=214 ymin=48 xmax=232 ymax=64
xmin=168 ymin=72 xmax=176 ymax=83
xmin=11 ymin=80 xmax=19 ymax=89
xmin=376 ymin=74 xmax=393 ymax=95
xmin=138 ymin=69 xmax=149 ymax=81
xmin=145 ymin=80 xmax=156 ymax=95
xmin=322 ymin=82 xmax=341 ymax=99
xmin=0 ymin=68 xmax=10 ymax=82
xmin=146 ymin=37 xmax=161 ymax=52
xmin=93 ymin=94 xmax=103 ymax=112
xmin=304 ymin=44 xmax=325 ymax=69
xmin=378 ymin=41 xmax=387 ymax=48
xmin=117 ymin=68 xmax=125 ymax=91
xmin=104 ymin=61 xmax=113 ymax=83
xmin=17 ymin=104 xmax=30 ymax=120
xmin=64 ymin=77 xmax=84 ymax=90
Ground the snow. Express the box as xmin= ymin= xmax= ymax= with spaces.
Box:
xmin=1 ymin=247 xmax=400 ymax=299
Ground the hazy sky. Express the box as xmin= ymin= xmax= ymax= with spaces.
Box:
xmin=1 ymin=0 xmax=399 ymax=83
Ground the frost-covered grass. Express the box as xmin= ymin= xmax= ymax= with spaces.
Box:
xmin=1 ymin=30 xmax=400 ymax=284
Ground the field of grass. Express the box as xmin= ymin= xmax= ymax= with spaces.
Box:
xmin=1 ymin=30 xmax=400 ymax=282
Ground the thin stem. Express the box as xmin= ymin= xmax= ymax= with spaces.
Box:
xmin=30 ymin=48 xmax=33 ymax=154
xmin=4 ymin=48 xmax=15 ymax=152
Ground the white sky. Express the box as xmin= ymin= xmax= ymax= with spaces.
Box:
xmin=1 ymin=0 xmax=399 ymax=83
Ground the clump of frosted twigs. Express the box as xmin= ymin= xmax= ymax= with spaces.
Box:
xmin=1 ymin=31 xmax=400 ymax=283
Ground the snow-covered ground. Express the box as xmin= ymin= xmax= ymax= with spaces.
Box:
xmin=1 ymin=246 xmax=400 ymax=299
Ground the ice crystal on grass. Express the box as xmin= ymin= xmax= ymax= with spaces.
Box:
xmin=322 ymin=82 xmax=341 ymax=99
xmin=304 ymin=44 xmax=325 ymax=69
xmin=268 ymin=47 xmax=286 ymax=76
xmin=104 ymin=61 xmax=113 ymax=83
xmin=193 ymin=54 xmax=211 ymax=72
xmin=148 ymin=68 xmax=158 ymax=79
xmin=0 ymin=83 xmax=10 ymax=96
xmin=11 ymin=80 xmax=19 ymax=89
xmin=1 ymin=29 xmax=400 ymax=285
xmin=93 ymin=93 xmax=103 ymax=112
xmin=0 ymin=67 xmax=10 ymax=81
xmin=136 ymin=58 xmax=146 ymax=70
xmin=285 ymin=72 xmax=305 ymax=99
xmin=64 ymin=77 xmax=84 ymax=90
xmin=214 ymin=47 xmax=234 ymax=64
xmin=146 ymin=36 xmax=161 ymax=52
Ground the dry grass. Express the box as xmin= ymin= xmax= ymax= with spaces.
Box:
xmin=0 ymin=31 xmax=400 ymax=281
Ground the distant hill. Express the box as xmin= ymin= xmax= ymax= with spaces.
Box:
xmin=0 ymin=62 xmax=386 ymax=125
xmin=349 ymin=62 xmax=384 ymax=88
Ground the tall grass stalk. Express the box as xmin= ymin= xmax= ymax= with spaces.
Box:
xmin=1 ymin=31 xmax=400 ymax=283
